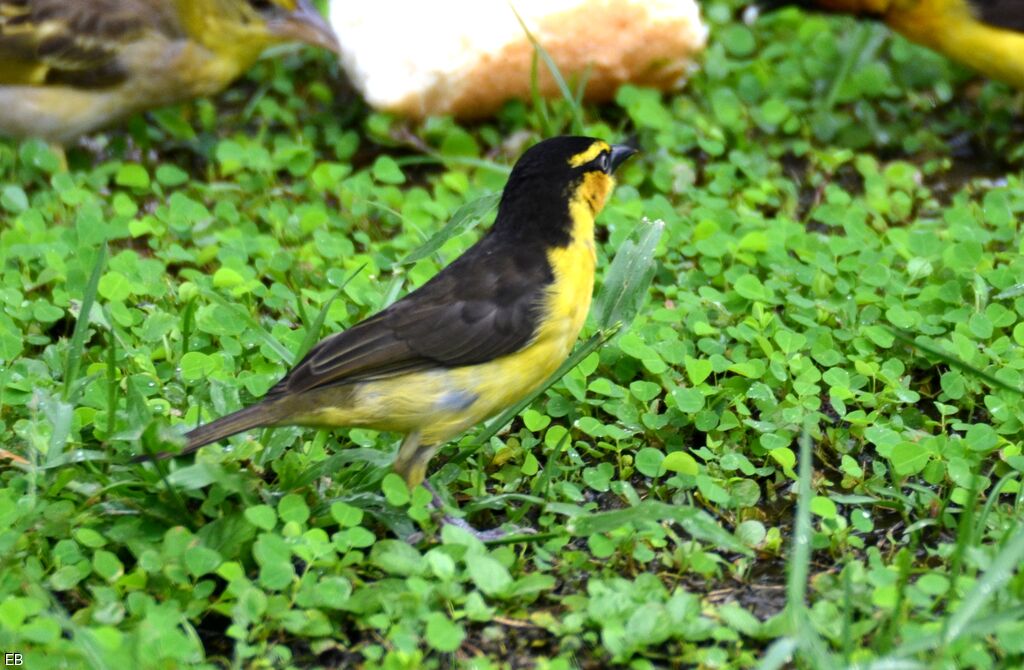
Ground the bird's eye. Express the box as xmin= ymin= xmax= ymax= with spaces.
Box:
xmin=597 ymin=151 xmax=610 ymax=171
xmin=248 ymin=0 xmax=275 ymax=10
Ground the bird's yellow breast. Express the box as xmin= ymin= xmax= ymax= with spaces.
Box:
xmin=303 ymin=179 xmax=605 ymax=446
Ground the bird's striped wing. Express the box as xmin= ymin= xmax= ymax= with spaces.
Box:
xmin=0 ymin=0 xmax=179 ymax=87
xmin=972 ymin=0 xmax=1024 ymax=32
xmin=266 ymin=237 xmax=552 ymax=398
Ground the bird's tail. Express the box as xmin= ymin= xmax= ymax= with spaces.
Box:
xmin=133 ymin=403 xmax=276 ymax=462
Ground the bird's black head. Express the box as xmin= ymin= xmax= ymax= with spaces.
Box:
xmin=494 ymin=136 xmax=636 ymax=246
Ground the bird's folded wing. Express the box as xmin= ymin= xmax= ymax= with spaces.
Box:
xmin=0 ymin=0 xmax=177 ymax=87
xmin=266 ymin=241 xmax=550 ymax=398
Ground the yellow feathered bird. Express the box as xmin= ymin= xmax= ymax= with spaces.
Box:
xmin=157 ymin=136 xmax=635 ymax=520
xmin=758 ymin=0 xmax=1024 ymax=90
xmin=0 ymin=0 xmax=340 ymax=143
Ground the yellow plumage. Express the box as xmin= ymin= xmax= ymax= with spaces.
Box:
xmin=160 ymin=137 xmax=636 ymax=499
xmin=301 ymin=165 xmax=609 ymax=485
xmin=0 ymin=0 xmax=339 ymax=143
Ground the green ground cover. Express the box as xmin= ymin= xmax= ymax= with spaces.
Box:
xmin=2 ymin=2 xmax=1024 ymax=668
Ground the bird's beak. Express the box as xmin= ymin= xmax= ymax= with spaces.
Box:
xmin=608 ymin=144 xmax=638 ymax=173
xmin=268 ymin=0 xmax=341 ymax=55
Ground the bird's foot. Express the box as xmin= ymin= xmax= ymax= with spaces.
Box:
xmin=422 ymin=482 xmax=535 ymax=542
xmin=440 ymin=513 xmax=536 ymax=542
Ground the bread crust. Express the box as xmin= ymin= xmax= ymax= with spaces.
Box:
xmin=332 ymin=0 xmax=707 ymax=118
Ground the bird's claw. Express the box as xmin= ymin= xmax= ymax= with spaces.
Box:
xmin=421 ymin=481 xmax=534 ymax=541
xmin=441 ymin=514 xmax=536 ymax=541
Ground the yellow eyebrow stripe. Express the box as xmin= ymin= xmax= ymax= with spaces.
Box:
xmin=567 ymin=141 xmax=610 ymax=167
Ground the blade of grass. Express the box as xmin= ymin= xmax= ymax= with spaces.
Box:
xmin=200 ymin=288 xmax=294 ymax=366
xmin=293 ymin=284 xmax=310 ymax=327
xmin=842 ymin=560 xmax=854 ymax=663
xmin=878 ymin=532 xmax=1024 ymax=663
xmin=395 ymin=192 xmax=500 ymax=267
xmin=994 ymin=282 xmax=1024 ymax=300
xmin=573 ymin=64 xmax=593 ymax=108
xmin=1016 ymin=484 xmax=1024 ymax=531
xmin=937 ymin=455 xmax=981 ymax=646
xmin=785 ymin=428 xmax=835 ymax=667
xmin=292 ymin=448 xmax=394 ymax=491
xmin=566 ymin=500 xmax=752 ymax=555
xmin=824 ymin=23 xmax=882 ymax=111
xmin=593 ymin=218 xmax=664 ymax=331
xmin=884 ymin=607 xmax=1024 ymax=658
xmin=942 ymin=514 xmax=1024 ymax=647
xmin=529 ymin=48 xmax=552 ymax=136
xmin=294 ymin=264 xmax=366 ymax=361
xmin=180 ymin=296 xmax=197 ymax=359
xmin=973 ymin=471 xmax=1016 ymax=546
xmin=509 ymin=2 xmax=584 ymax=133
xmin=787 ymin=429 xmax=813 ymax=611
xmin=756 ymin=638 xmax=797 ymax=670
xmin=531 ymin=420 xmax=572 ymax=500
xmin=365 ymin=200 xmax=419 ymax=242
xmin=64 ymin=244 xmax=107 ymax=400
xmin=378 ymin=272 xmax=405 ymax=310
xmin=878 ymin=546 xmax=914 ymax=652
xmin=44 ymin=391 xmax=74 ymax=470
xmin=888 ymin=327 xmax=1023 ymax=396
xmin=43 ymin=590 xmax=114 ymax=670
xmin=105 ymin=322 xmax=117 ymax=439
xmin=138 ymin=442 xmax=192 ymax=522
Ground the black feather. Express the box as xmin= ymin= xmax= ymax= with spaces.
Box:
xmin=263 ymin=137 xmax=609 ymax=399
xmin=183 ymin=136 xmax=617 ymax=453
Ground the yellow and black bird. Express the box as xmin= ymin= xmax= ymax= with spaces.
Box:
xmin=164 ymin=136 xmax=635 ymax=506
xmin=756 ymin=0 xmax=1024 ymax=90
xmin=0 ymin=0 xmax=340 ymax=143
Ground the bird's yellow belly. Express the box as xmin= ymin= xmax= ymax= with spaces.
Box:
xmin=0 ymin=39 xmax=249 ymax=143
xmin=0 ymin=86 xmax=125 ymax=144
xmin=306 ymin=238 xmax=597 ymax=445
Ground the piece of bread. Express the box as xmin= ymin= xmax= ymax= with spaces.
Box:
xmin=329 ymin=0 xmax=707 ymax=119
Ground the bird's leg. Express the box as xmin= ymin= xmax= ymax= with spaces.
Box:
xmin=393 ymin=433 xmax=531 ymax=541
xmin=420 ymin=481 xmax=526 ymax=542
xmin=393 ymin=431 xmax=430 ymax=490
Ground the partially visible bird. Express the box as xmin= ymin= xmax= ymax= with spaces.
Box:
xmin=148 ymin=136 xmax=636 ymax=531
xmin=0 ymin=0 xmax=341 ymax=144
xmin=754 ymin=0 xmax=1024 ymax=90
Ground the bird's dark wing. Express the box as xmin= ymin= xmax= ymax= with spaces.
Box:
xmin=0 ymin=0 xmax=181 ymax=87
xmin=265 ymin=235 xmax=553 ymax=398
xmin=971 ymin=0 xmax=1024 ymax=32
